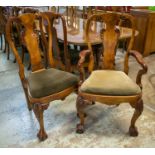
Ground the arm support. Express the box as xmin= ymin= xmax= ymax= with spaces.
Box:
xmin=78 ymin=49 xmax=91 ymax=83
xmin=129 ymin=50 xmax=148 ymax=89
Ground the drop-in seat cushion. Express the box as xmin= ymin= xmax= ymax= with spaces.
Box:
xmin=80 ymin=70 xmax=141 ymax=96
xmin=27 ymin=68 xmax=79 ymax=98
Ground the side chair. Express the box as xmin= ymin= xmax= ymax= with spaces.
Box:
xmin=6 ymin=13 xmax=79 ymax=141
xmin=76 ymin=12 xmax=148 ymax=137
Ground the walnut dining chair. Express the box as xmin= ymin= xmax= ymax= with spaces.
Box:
xmin=6 ymin=13 xmax=79 ymax=141
xmin=76 ymin=12 xmax=148 ymax=137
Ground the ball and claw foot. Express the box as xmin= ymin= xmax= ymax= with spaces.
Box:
xmin=76 ymin=124 xmax=84 ymax=134
xmin=129 ymin=126 xmax=138 ymax=137
xmin=37 ymin=129 xmax=48 ymax=141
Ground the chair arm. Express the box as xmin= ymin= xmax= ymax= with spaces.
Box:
xmin=129 ymin=50 xmax=148 ymax=88
xmin=78 ymin=49 xmax=91 ymax=83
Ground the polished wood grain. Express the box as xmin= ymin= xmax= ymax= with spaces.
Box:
xmin=6 ymin=13 xmax=78 ymax=141
xmin=76 ymin=12 xmax=147 ymax=136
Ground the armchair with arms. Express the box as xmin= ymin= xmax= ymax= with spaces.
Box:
xmin=76 ymin=12 xmax=148 ymax=137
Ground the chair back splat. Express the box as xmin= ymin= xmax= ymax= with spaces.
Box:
xmin=6 ymin=14 xmax=44 ymax=72
xmin=85 ymin=13 xmax=135 ymax=72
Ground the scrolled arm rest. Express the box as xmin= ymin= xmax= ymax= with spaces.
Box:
xmin=78 ymin=49 xmax=91 ymax=83
xmin=129 ymin=50 xmax=148 ymax=88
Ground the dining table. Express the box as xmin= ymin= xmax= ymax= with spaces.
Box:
xmin=35 ymin=15 xmax=139 ymax=47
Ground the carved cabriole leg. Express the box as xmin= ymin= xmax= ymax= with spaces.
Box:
xmin=76 ymin=95 xmax=88 ymax=134
xmin=33 ymin=103 xmax=49 ymax=141
xmin=129 ymin=99 xmax=143 ymax=137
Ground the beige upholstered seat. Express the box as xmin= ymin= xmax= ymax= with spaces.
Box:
xmin=80 ymin=70 xmax=141 ymax=96
xmin=28 ymin=68 xmax=79 ymax=98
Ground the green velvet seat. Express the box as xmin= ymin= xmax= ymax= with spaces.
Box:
xmin=80 ymin=70 xmax=141 ymax=96
xmin=27 ymin=68 xmax=79 ymax=98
